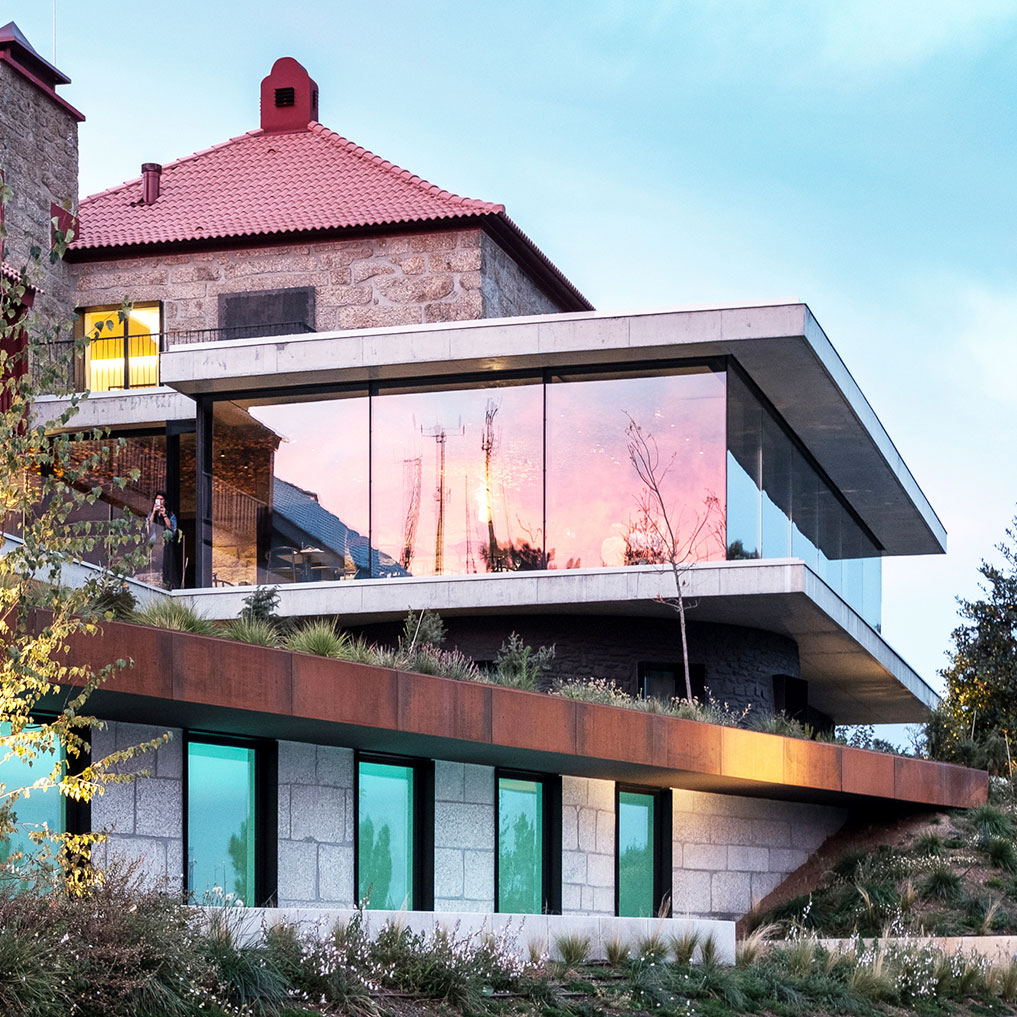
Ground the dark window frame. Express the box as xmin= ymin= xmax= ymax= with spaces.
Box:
xmin=182 ymin=731 xmax=278 ymax=907
xmin=494 ymin=768 xmax=562 ymax=915
xmin=353 ymin=751 xmax=434 ymax=911
xmin=614 ymin=783 xmax=672 ymax=918
xmin=638 ymin=661 xmax=707 ymax=704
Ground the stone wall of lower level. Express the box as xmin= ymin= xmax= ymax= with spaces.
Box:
xmin=671 ymin=789 xmax=847 ymax=920
xmin=561 ymin=776 xmax=616 ymax=916
xmin=434 ymin=761 xmax=496 ymax=911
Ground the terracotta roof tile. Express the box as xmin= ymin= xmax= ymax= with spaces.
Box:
xmin=72 ymin=123 xmax=505 ymax=251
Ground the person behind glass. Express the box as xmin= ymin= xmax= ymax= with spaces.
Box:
xmin=146 ymin=490 xmax=180 ymax=589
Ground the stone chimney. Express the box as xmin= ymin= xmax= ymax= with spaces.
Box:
xmin=260 ymin=57 xmax=318 ymax=133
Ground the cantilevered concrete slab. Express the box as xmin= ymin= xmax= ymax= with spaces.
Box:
xmin=159 ymin=302 xmax=946 ymax=557
xmin=176 ymin=559 xmax=938 ymax=725
xmin=35 ymin=387 xmax=195 ymax=431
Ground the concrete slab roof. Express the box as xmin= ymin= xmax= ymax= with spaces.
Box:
xmin=160 ymin=302 xmax=945 ymax=557
xmin=176 ymin=559 xmax=938 ymax=725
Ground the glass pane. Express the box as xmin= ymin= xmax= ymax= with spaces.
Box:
xmin=0 ymin=724 xmax=65 ymax=868
xmin=358 ymin=761 xmax=414 ymax=910
xmin=498 ymin=778 xmax=543 ymax=913
xmin=790 ymin=448 xmax=819 ymax=571
xmin=760 ymin=412 xmax=791 ymax=558
xmin=546 ymin=369 xmax=726 ymax=570
xmin=83 ymin=305 xmax=159 ymax=391
xmin=372 ymin=383 xmax=544 ymax=576
xmin=212 ymin=395 xmax=371 ymax=586
xmin=187 ymin=742 xmax=256 ymax=904
xmin=726 ymin=374 xmax=761 ymax=560
xmin=617 ymin=791 xmax=655 ymax=918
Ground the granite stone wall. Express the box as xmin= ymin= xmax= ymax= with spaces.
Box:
xmin=90 ymin=721 xmax=184 ymax=892
xmin=276 ymin=741 xmax=356 ymax=908
xmin=561 ymin=776 xmax=615 ymax=915
xmin=671 ymin=789 xmax=846 ymax=920
xmin=0 ymin=61 xmax=79 ymax=320
xmin=71 ymin=227 xmax=570 ymax=338
xmin=433 ymin=761 xmax=495 ymax=912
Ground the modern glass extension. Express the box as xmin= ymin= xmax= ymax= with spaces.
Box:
xmin=186 ymin=741 xmax=257 ymax=905
xmin=197 ymin=359 xmax=882 ymax=624
xmin=358 ymin=759 xmax=415 ymax=910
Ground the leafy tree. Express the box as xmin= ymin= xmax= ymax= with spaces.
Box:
xmin=927 ymin=517 xmax=1017 ymax=773
xmin=0 ymin=185 xmax=164 ymax=887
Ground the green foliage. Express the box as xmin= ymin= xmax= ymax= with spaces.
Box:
xmin=284 ymin=620 xmax=349 ymax=658
xmin=132 ymin=598 xmax=218 ymax=635
xmin=491 ymin=632 xmax=555 ymax=690
xmin=920 ymin=864 xmax=963 ymax=902
xmin=928 ymin=517 xmax=1017 ymax=771
xmin=223 ymin=615 xmax=281 ymax=648
xmin=398 ymin=609 xmax=446 ymax=651
xmin=914 ymin=831 xmax=944 ymax=856
xmin=553 ymin=933 xmax=591 ymax=967
xmin=983 ymin=834 xmax=1017 ymax=872
xmin=241 ymin=585 xmax=281 ymax=623
xmin=968 ymin=803 xmax=1016 ymax=839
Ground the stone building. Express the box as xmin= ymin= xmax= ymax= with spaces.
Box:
xmin=2 ymin=26 xmax=987 ymax=946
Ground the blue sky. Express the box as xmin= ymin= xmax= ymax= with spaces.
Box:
xmin=9 ymin=0 xmax=1017 ymax=700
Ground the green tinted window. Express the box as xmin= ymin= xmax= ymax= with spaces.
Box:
xmin=618 ymin=791 xmax=655 ymax=917
xmin=358 ymin=760 xmax=414 ymax=909
xmin=498 ymin=777 xmax=543 ymax=913
xmin=0 ymin=724 xmax=65 ymax=868
xmin=187 ymin=742 xmax=256 ymax=904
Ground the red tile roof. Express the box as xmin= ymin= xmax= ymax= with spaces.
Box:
xmin=72 ymin=123 xmax=506 ymax=251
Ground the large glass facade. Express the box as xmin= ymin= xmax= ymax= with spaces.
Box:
xmin=201 ymin=362 xmax=883 ymax=627
xmin=358 ymin=760 xmax=415 ymax=910
xmin=617 ymin=790 xmax=656 ymax=918
xmin=186 ymin=741 xmax=257 ymax=904
xmin=0 ymin=724 xmax=65 ymax=869
xmin=497 ymin=777 xmax=543 ymax=913
xmin=726 ymin=371 xmax=882 ymax=627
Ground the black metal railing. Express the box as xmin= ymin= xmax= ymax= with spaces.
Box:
xmin=32 ymin=321 xmax=315 ymax=392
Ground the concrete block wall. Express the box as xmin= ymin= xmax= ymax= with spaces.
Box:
xmin=561 ymin=775 xmax=615 ymax=915
xmin=277 ymin=741 xmax=355 ymax=908
xmin=433 ymin=761 xmax=495 ymax=911
xmin=671 ymin=789 xmax=847 ymax=920
xmin=71 ymin=228 xmax=570 ymax=339
xmin=0 ymin=61 xmax=79 ymax=321
xmin=90 ymin=721 xmax=183 ymax=892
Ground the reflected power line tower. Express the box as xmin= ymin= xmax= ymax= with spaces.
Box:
xmin=422 ymin=420 xmax=462 ymax=575
xmin=400 ymin=456 xmax=422 ymax=572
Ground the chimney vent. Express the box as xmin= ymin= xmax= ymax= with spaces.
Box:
xmin=141 ymin=163 xmax=162 ymax=205
xmin=260 ymin=57 xmax=318 ymax=133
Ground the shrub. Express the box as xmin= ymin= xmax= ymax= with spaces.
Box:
xmin=985 ymin=835 xmax=1017 ymax=872
xmin=398 ymin=609 xmax=446 ymax=651
xmin=921 ymin=864 xmax=963 ymax=902
xmin=285 ymin=619 xmax=349 ymax=657
xmin=223 ymin=615 xmax=281 ymax=647
xmin=491 ymin=632 xmax=555 ymax=690
xmin=969 ymin=804 xmax=1016 ymax=839
xmin=914 ymin=831 xmax=944 ymax=856
xmin=241 ymin=585 xmax=280 ymax=622
xmin=132 ymin=598 xmax=217 ymax=634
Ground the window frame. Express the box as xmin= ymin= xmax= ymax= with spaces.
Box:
xmin=638 ymin=661 xmax=707 ymax=704
xmin=182 ymin=732 xmax=277 ymax=907
xmin=77 ymin=301 xmax=164 ymax=392
xmin=353 ymin=751 xmax=434 ymax=911
xmin=614 ymin=784 xmax=672 ymax=918
xmin=494 ymin=768 xmax=562 ymax=915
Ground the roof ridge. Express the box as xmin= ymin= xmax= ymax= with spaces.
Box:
xmin=308 ymin=122 xmax=504 ymax=214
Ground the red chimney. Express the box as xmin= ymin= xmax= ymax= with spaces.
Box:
xmin=260 ymin=57 xmax=318 ymax=133
xmin=141 ymin=163 xmax=162 ymax=204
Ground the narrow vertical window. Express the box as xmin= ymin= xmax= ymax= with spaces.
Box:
xmin=187 ymin=741 xmax=256 ymax=904
xmin=497 ymin=776 xmax=543 ymax=913
xmin=617 ymin=790 xmax=656 ymax=917
xmin=358 ymin=759 xmax=415 ymax=909
xmin=0 ymin=723 xmax=65 ymax=867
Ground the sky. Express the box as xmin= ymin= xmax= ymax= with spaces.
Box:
xmin=7 ymin=0 xmax=1017 ymax=706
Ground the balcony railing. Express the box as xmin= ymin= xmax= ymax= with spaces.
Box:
xmin=35 ymin=320 xmax=314 ymax=393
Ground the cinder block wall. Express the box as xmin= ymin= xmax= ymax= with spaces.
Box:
xmin=70 ymin=229 xmax=567 ymax=335
xmin=433 ymin=761 xmax=495 ymax=911
xmin=671 ymin=789 xmax=846 ymax=920
xmin=0 ymin=61 xmax=79 ymax=320
xmin=561 ymin=776 xmax=615 ymax=915
xmin=90 ymin=721 xmax=183 ymax=892
xmin=277 ymin=741 xmax=355 ymax=908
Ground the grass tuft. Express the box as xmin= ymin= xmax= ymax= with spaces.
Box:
xmin=222 ymin=615 xmax=281 ymax=647
xmin=132 ymin=598 xmax=217 ymax=634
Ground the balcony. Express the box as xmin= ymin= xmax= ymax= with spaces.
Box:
xmin=37 ymin=321 xmax=315 ymax=393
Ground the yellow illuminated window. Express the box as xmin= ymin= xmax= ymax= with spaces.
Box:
xmin=83 ymin=304 xmax=161 ymax=392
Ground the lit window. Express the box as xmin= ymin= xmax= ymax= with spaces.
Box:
xmin=497 ymin=776 xmax=544 ymax=913
xmin=616 ymin=788 xmax=670 ymax=917
xmin=82 ymin=303 xmax=161 ymax=392
xmin=186 ymin=740 xmax=257 ymax=904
